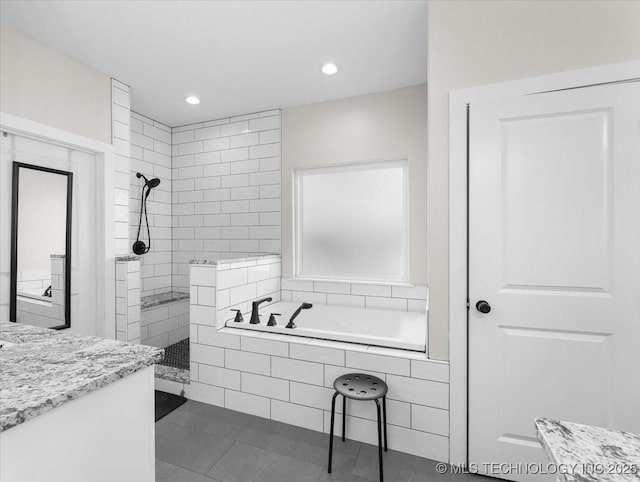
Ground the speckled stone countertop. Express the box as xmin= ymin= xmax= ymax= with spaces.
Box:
xmin=0 ymin=321 xmax=163 ymax=433
xmin=155 ymin=364 xmax=190 ymax=384
xmin=115 ymin=255 xmax=140 ymax=262
xmin=190 ymin=254 xmax=280 ymax=266
xmin=141 ymin=291 xmax=190 ymax=310
xmin=535 ymin=418 xmax=640 ymax=481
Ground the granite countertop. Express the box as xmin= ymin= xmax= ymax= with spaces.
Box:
xmin=0 ymin=321 xmax=163 ymax=432
xmin=115 ymin=255 xmax=141 ymax=262
xmin=141 ymin=291 xmax=190 ymax=310
xmin=535 ymin=418 xmax=640 ymax=481
xmin=190 ymin=254 xmax=280 ymax=266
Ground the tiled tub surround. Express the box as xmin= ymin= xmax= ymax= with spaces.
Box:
xmin=184 ymin=327 xmax=449 ymax=462
xmin=172 ymin=254 xmax=447 ymax=461
xmin=140 ymin=291 xmax=189 ymax=348
xmin=115 ymin=256 xmax=141 ymax=343
xmin=15 ymin=255 xmax=66 ymax=328
xmin=171 ymin=110 xmax=282 ymax=294
xmin=189 ymin=255 xmax=282 ymax=329
xmin=0 ymin=321 xmax=162 ymax=432
xmin=282 ymin=278 xmax=428 ymax=313
xmin=219 ymin=270 xmax=428 ymax=351
xmin=229 ymin=301 xmax=427 ymax=351
xmin=15 ymin=270 xmax=50 ymax=294
xmin=130 ymin=112 xmax=173 ymax=297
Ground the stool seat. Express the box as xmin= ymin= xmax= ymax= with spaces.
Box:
xmin=328 ymin=373 xmax=388 ymax=481
xmin=333 ymin=373 xmax=387 ymax=400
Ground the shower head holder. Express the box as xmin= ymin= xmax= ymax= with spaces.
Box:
xmin=133 ymin=172 xmax=160 ymax=255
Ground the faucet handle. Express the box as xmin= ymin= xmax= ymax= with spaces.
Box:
xmin=267 ymin=313 xmax=281 ymax=327
xmin=231 ymin=309 xmax=244 ymax=323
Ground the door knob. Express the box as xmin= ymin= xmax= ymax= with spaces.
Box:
xmin=476 ymin=300 xmax=491 ymax=314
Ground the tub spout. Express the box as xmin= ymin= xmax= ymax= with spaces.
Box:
xmin=286 ymin=302 xmax=313 ymax=328
xmin=250 ymin=297 xmax=273 ymax=324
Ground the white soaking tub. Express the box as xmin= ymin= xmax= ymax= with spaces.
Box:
xmin=225 ymin=301 xmax=426 ymax=352
xmin=17 ymin=288 xmax=51 ymax=303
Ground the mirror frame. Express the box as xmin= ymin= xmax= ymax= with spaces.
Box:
xmin=10 ymin=162 xmax=73 ymax=330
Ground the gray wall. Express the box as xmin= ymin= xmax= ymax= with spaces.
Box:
xmin=426 ymin=0 xmax=640 ymax=360
xmin=281 ymin=85 xmax=428 ymax=284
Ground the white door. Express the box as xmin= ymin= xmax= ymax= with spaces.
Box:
xmin=468 ymin=81 xmax=640 ymax=480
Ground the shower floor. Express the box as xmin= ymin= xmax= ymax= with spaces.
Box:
xmin=159 ymin=338 xmax=189 ymax=370
xmin=155 ymin=338 xmax=190 ymax=384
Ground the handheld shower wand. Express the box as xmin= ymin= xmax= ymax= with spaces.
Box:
xmin=286 ymin=302 xmax=312 ymax=329
xmin=132 ymin=172 xmax=161 ymax=255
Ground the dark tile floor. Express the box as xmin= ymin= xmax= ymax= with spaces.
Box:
xmin=156 ymin=400 xmax=483 ymax=482
xmin=158 ymin=338 xmax=190 ymax=370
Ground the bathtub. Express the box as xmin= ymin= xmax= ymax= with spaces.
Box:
xmin=225 ymin=301 xmax=426 ymax=352
xmin=17 ymin=288 xmax=51 ymax=304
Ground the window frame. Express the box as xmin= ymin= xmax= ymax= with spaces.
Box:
xmin=293 ymin=159 xmax=410 ymax=284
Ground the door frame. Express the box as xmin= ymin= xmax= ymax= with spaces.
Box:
xmin=447 ymin=60 xmax=640 ymax=465
xmin=1 ymin=111 xmax=116 ymax=339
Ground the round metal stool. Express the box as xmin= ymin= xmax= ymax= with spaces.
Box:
xmin=328 ymin=373 xmax=388 ymax=481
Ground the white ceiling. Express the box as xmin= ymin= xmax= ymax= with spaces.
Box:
xmin=0 ymin=0 xmax=428 ymax=127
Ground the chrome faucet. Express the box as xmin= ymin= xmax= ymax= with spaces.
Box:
xmin=286 ymin=302 xmax=312 ymax=328
xmin=250 ymin=297 xmax=273 ymax=324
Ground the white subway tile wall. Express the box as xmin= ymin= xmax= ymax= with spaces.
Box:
xmin=215 ymin=256 xmax=281 ymax=329
xmin=113 ymin=101 xmax=442 ymax=461
xmin=172 ymin=111 xmax=281 ymax=293
xmin=186 ymin=323 xmax=449 ymax=461
xmin=15 ymin=257 xmax=66 ymax=329
xmin=48 ymin=257 xmax=65 ymax=325
xmin=15 ymin=270 xmax=50 ymax=293
xmin=186 ymin=256 xmax=447 ymax=461
xmin=115 ymin=258 xmax=141 ymax=343
xmin=111 ymin=79 xmax=131 ymax=256
xmin=281 ymin=279 xmax=427 ymax=312
xmin=130 ymin=112 xmax=173 ymax=297
xmin=140 ymin=299 xmax=189 ymax=348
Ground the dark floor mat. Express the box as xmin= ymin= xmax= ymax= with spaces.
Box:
xmin=158 ymin=338 xmax=189 ymax=371
xmin=155 ymin=390 xmax=187 ymax=422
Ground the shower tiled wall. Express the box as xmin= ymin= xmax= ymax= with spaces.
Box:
xmin=141 ymin=296 xmax=189 ymax=347
xmin=111 ymin=79 xmax=131 ymax=256
xmin=130 ymin=112 xmax=173 ymax=297
xmin=171 ymin=110 xmax=282 ymax=294
xmin=115 ymin=256 xmax=141 ymax=343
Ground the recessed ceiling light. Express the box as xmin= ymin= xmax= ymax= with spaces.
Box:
xmin=185 ymin=96 xmax=200 ymax=105
xmin=321 ymin=63 xmax=339 ymax=75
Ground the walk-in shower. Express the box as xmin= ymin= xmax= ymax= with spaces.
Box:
xmin=132 ymin=172 xmax=161 ymax=255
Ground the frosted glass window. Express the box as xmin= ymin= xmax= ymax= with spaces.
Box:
xmin=295 ymin=160 xmax=408 ymax=282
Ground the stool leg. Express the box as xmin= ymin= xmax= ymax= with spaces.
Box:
xmin=382 ymin=396 xmax=388 ymax=452
xmin=375 ymin=399 xmax=384 ymax=482
xmin=328 ymin=391 xmax=339 ymax=473
xmin=342 ymin=395 xmax=346 ymax=442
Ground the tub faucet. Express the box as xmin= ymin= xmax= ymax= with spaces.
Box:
xmin=250 ymin=297 xmax=273 ymax=324
xmin=286 ymin=302 xmax=313 ymax=329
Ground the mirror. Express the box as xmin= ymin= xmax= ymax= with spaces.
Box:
xmin=10 ymin=162 xmax=73 ymax=329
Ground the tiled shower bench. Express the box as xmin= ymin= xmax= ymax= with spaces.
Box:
xmin=141 ymin=292 xmax=191 ymax=385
